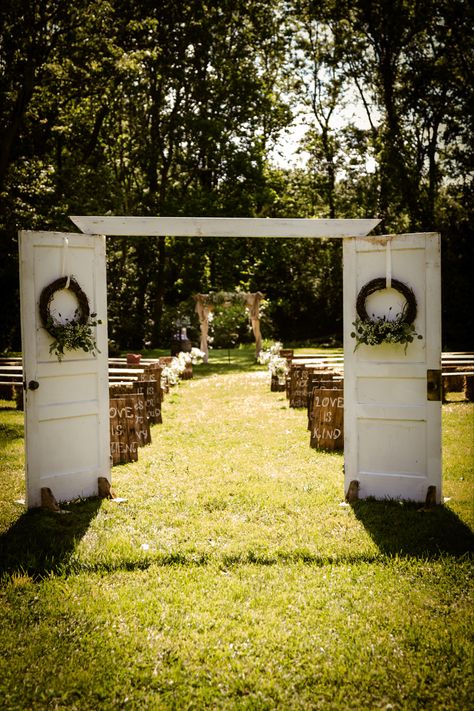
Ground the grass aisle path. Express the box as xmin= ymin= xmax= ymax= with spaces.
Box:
xmin=109 ymin=370 xmax=353 ymax=567
xmin=0 ymin=367 xmax=473 ymax=709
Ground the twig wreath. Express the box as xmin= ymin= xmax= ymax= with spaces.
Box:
xmin=39 ymin=276 xmax=101 ymax=360
xmin=351 ymin=277 xmax=422 ymax=351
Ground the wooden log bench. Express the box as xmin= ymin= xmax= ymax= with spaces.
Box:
xmin=443 ymin=372 xmax=474 ymax=402
xmin=284 ymin=352 xmax=473 ymax=403
xmin=0 ymin=364 xmax=24 ymax=405
xmin=0 ymin=358 xmax=163 ymax=409
xmin=465 ymin=374 xmax=474 ymax=402
xmin=108 ymin=366 xmax=145 ymax=382
xmin=439 ymin=353 xmax=473 ymax=401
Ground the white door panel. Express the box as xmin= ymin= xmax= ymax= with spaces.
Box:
xmin=343 ymin=232 xmax=442 ymax=503
xmin=19 ymin=230 xmax=110 ymax=508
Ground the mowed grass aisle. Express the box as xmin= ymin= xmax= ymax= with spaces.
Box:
xmin=1 ymin=362 xmax=473 ymax=710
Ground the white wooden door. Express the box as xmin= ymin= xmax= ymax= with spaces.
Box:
xmin=343 ymin=232 xmax=442 ymax=503
xmin=19 ymin=230 xmax=110 ymax=508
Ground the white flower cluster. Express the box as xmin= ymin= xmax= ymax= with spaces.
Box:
xmin=257 ymin=341 xmax=282 ymax=366
xmin=161 ymin=359 xmax=181 ymax=387
xmin=257 ymin=342 xmax=288 ymax=381
xmin=269 ymin=357 xmax=289 ymax=378
xmin=189 ymin=347 xmax=205 ymax=364
xmin=161 ymin=348 xmax=206 ymax=388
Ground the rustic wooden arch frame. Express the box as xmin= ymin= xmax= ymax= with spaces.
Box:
xmin=193 ymin=291 xmax=264 ymax=362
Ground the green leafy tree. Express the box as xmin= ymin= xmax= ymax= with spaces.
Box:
xmin=210 ymin=303 xmax=251 ymax=350
xmin=1 ymin=0 xmax=472 ymax=352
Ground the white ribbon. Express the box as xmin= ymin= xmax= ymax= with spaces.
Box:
xmin=61 ymin=236 xmax=71 ymax=289
xmin=385 ymin=239 xmax=392 ymax=289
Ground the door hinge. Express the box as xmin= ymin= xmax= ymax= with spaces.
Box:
xmin=427 ymin=369 xmax=442 ymax=401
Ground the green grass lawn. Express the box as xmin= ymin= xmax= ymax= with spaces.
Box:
xmin=0 ymin=348 xmax=473 ymax=710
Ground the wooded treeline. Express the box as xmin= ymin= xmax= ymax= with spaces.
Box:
xmin=1 ymin=0 xmax=472 ymax=351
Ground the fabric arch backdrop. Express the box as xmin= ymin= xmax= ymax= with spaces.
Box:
xmin=193 ymin=292 xmax=264 ymax=362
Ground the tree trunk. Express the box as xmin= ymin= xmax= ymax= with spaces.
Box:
xmin=0 ymin=65 xmax=36 ymax=192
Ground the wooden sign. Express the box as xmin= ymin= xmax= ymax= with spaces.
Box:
xmin=109 ymin=395 xmax=140 ymax=465
xmin=143 ymin=362 xmax=163 ymax=383
xmin=310 ymin=388 xmax=344 ymax=451
xmin=109 ymin=383 xmax=150 ymax=446
xmin=307 ymin=373 xmax=335 ymax=430
xmin=289 ymin=366 xmax=332 ymax=408
xmin=133 ymin=379 xmax=162 ymax=425
xmin=288 ymin=366 xmax=310 ymax=408
xmin=131 ymin=391 xmax=151 ymax=446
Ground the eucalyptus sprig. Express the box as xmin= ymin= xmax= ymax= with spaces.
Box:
xmin=46 ymin=310 xmax=102 ymax=361
xmin=351 ymin=306 xmax=422 ymax=352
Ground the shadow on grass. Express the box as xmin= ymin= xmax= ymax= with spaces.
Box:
xmin=352 ymin=499 xmax=474 ymax=558
xmin=0 ymin=419 xmax=24 ymax=439
xmin=0 ymin=497 xmax=102 ymax=578
xmin=3 ymin=499 xmax=472 ymax=580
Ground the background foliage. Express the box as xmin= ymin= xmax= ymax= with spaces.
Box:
xmin=1 ymin=0 xmax=472 ymax=351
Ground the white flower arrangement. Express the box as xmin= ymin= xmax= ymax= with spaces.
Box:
xmin=162 ymin=358 xmax=182 ymax=387
xmin=178 ymin=351 xmax=192 ymax=366
xmin=269 ymin=356 xmax=289 ymax=380
xmin=161 ymin=366 xmax=175 ymax=387
xmin=190 ymin=347 xmax=205 ymax=364
xmin=176 ymin=352 xmax=189 ymax=373
xmin=162 ymin=349 xmax=205 ymax=388
xmin=171 ymin=357 xmax=183 ymax=375
xmin=257 ymin=341 xmax=282 ymax=365
xmin=258 ymin=342 xmax=288 ymax=385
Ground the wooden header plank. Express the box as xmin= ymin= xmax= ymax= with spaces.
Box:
xmin=70 ymin=216 xmax=381 ymax=239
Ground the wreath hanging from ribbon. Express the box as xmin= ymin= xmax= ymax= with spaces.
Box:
xmin=351 ymin=277 xmax=422 ymax=351
xmin=39 ymin=276 xmax=101 ymax=361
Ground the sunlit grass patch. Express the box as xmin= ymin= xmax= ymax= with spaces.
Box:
xmin=0 ymin=402 xmax=25 ymax=529
xmin=1 ymin=558 xmax=472 ymax=709
xmin=0 ymin=371 xmax=473 ymax=709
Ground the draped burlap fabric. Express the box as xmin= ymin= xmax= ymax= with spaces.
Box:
xmin=193 ymin=294 xmax=212 ymax=362
xmin=193 ymin=292 xmax=264 ymax=362
xmin=244 ymin=292 xmax=263 ymax=357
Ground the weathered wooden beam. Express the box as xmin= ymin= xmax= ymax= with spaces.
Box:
xmin=70 ymin=216 xmax=381 ymax=238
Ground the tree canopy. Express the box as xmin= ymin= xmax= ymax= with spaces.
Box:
xmin=1 ymin=0 xmax=472 ymax=351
